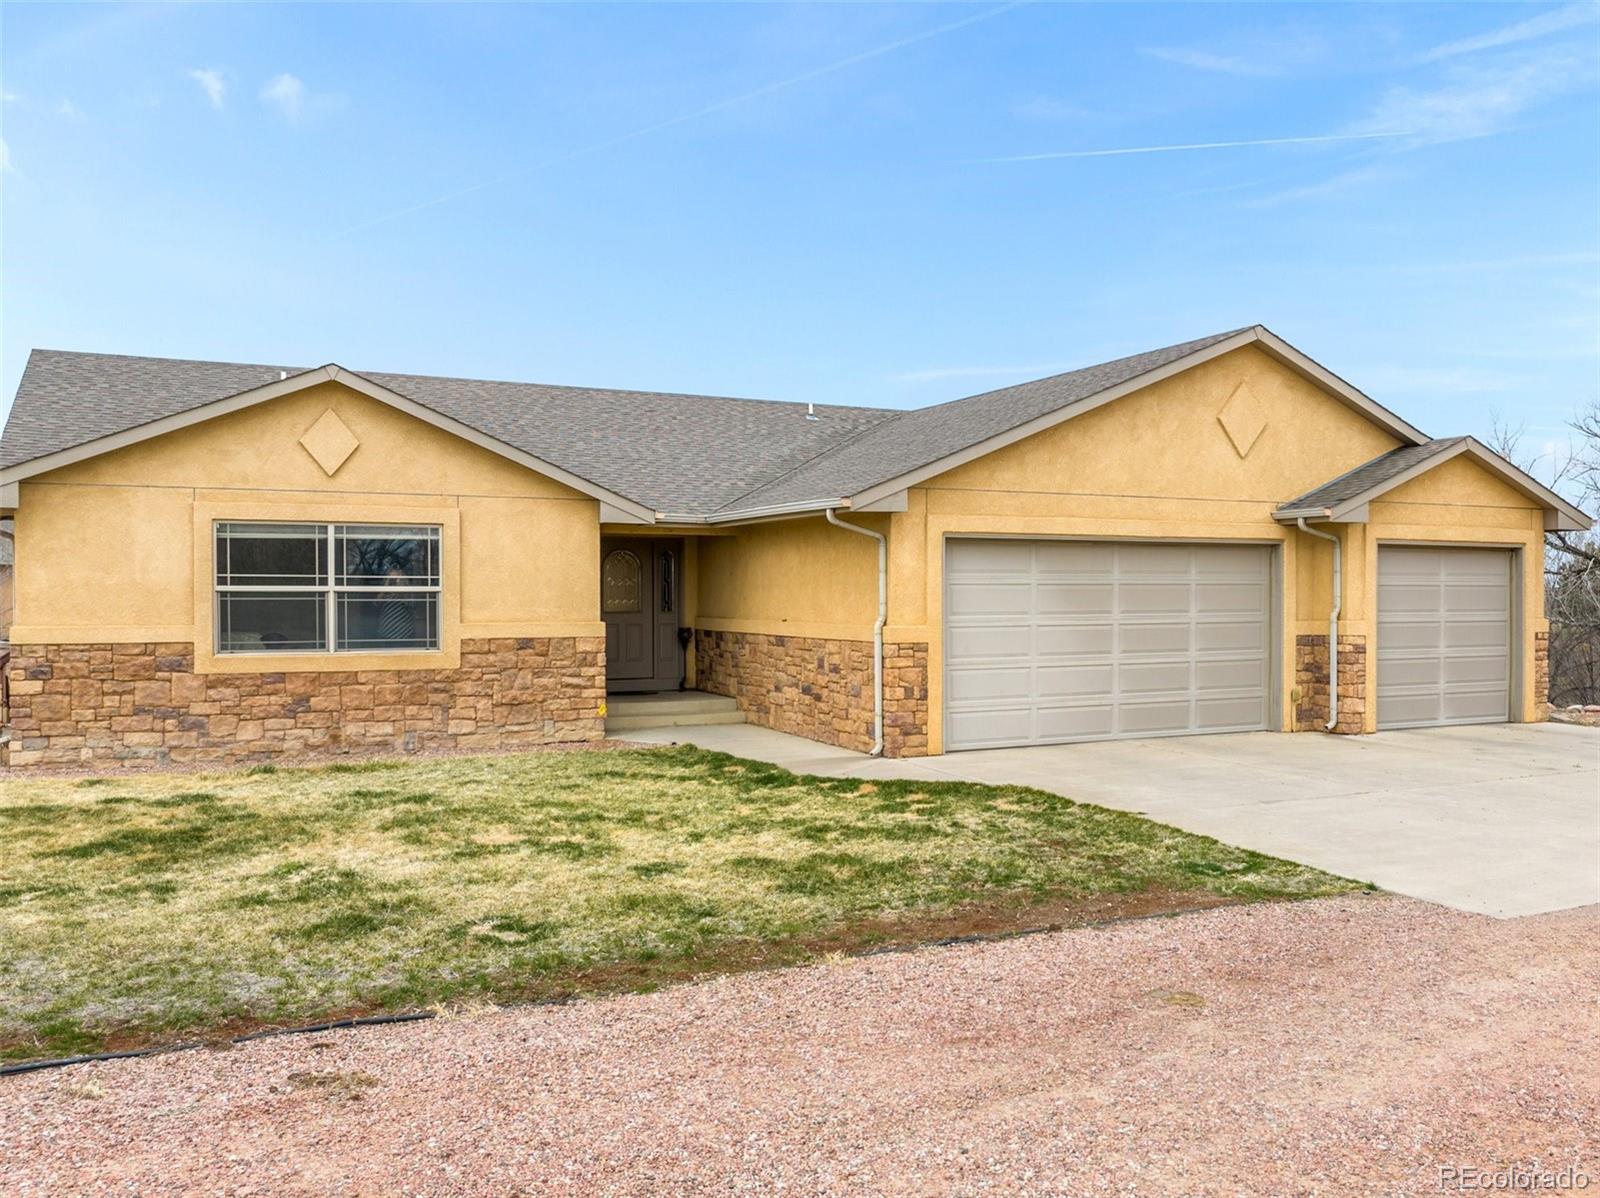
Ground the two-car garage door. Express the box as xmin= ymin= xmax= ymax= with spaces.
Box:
xmin=944 ymin=540 xmax=1273 ymax=751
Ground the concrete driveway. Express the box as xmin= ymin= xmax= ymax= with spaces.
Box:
xmin=629 ymin=720 xmax=1599 ymax=918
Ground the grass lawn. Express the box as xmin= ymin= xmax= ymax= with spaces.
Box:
xmin=0 ymin=745 xmax=1363 ymax=1062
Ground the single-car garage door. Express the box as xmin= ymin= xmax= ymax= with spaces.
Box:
xmin=944 ymin=539 xmax=1273 ymax=750
xmin=1377 ymin=546 xmax=1511 ymax=729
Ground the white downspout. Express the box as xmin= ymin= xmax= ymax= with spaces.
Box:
xmin=1296 ymin=517 xmax=1341 ymax=731
xmin=826 ymin=508 xmax=885 ymax=756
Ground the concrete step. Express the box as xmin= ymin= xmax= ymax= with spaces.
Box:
xmin=607 ymin=709 xmax=748 ymax=732
xmin=606 ymin=692 xmax=740 ymax=717
xmin=605 ymin=690 xmax=746 ymax=733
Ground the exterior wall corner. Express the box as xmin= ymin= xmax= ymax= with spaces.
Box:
xmin=1293 ymin=632 xmax=1367 ymax=735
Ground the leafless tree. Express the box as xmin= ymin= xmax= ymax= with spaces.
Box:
xmin=1491 ymin=401 xmax=1600 ymax=708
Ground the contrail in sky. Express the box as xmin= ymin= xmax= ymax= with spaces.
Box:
xmin=969 ymin=130 xmax=1413 ymax=163
xmin=341 ymin=2 xmax=1026 ymax=234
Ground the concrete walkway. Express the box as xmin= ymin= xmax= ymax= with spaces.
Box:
xmin=628 ymin=721 xmax=1600 ymax=918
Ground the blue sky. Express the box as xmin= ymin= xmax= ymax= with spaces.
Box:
xmin=2 ymin=2 xmax=1597 ymax=454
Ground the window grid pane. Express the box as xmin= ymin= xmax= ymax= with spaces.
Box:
xmin=215 ymin=522 xmax=326 ymax=588
xmin=216 ymin=521 xmax=441 ymax=655
xmin=334 ymin=525 xmax=441 ymax=587
xmin=335 ymin=591 xmax=440 ymax=652
xmin=218 ymin=592 xmax=328 ymax=653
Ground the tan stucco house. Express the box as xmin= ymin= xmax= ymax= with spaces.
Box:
xmin=0 ymin=326 xmax=1588 ymax=767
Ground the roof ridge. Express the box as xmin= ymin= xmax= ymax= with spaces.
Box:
xmin=721 ymin=327 xmax=1260 ymax=511
xmin=366 ymin=366 xmax=896 ymax=414
xmin=28 ymin=347 xmax=304 ymax=373
xmin=902 ymin=326 xmax=1255 ymax=417
xmin=23 ymin=348 xmax=898 ymax=417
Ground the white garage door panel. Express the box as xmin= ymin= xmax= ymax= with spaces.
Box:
xmin=1377 ymin=547 xmax=1511 ymax=730
xmin=1035 ymin=706 xmax=1115 ymax=739
xmin=944 ymin=540 xmax=1273 ymax=750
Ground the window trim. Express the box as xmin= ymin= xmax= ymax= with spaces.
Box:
xmin=213 ymin=520 xmax=443 ymax=657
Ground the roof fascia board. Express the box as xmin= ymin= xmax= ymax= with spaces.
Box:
xmin=1323 ymin=440 xmax=1473 ymax=521
xmin=0 ymin=364 xmax=658 ymax=523
xmin=847 ymin=329 xmax=1262 ymax=509
xmin=0 ymin=365 xmax=337 ymax=485
xmin=852 ymin=489 xmax=908 ymax=513
xmin=325 ymin=367 xmax=656 ymax=521
xmin=1326 ymin=439 xmax=1590 ymax=529
xmin=599 ymin=502 xmax=653 ymax=525
xmin=1274 ymin=438 xmax=1592 ymax=530
xmin=694 ymin=497 xmax=845 ymax=525
xmin=847 ymin=326 xmax=1435 ymax=511
xmin=1457 ymin=439 xmax=1590 ymax=530
xmin=1249 ymin=328 xmax=1429 ymax=445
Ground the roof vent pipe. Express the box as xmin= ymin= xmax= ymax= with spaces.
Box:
xmin=1296 ymin=517 xmax=1341 ymax=732
xmin=825 ymin=508 xmax=885 ymax=756
xmin=805 ymin=402 xmax=818 ymax=422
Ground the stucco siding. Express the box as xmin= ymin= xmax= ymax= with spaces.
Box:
xmin=694 ymin=515 xmax=883 ymax=641
xmin=884 ymin=346 xmax=1546 ymax=752
xmin=12 ymin=382 xmax=602 ymax=655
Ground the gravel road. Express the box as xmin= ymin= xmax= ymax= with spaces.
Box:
xmin=5 ymin=894 xmax=1596 ymax=1197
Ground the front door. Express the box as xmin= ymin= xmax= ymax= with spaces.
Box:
xmin=602 ymin=537 xmax=682 ymax=691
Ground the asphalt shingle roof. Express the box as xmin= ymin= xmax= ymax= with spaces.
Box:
xmin=1275 ymin=438 xmax=1467 ymax=514
xmin=1 ymin=351 xmax=896 ymax=515
xmin=723 ymin=329 xmax=1251 ymax=510
xmin=3 ymin=329 xmax=1254 ymax=516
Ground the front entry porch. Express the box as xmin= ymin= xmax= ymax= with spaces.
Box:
xmin=601 ymin=536 xmax=687 ymax=694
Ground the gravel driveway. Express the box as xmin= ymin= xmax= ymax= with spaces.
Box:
xmin=5 ymin=896 xmax=1596 ymax=1197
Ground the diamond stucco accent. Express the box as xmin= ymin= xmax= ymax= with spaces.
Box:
xmin=1217 ymin=382 xmax=1268 ymax=458
xmin=298 ymin=409 xmax=360 ymax=476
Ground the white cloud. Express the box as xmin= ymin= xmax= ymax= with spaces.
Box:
xmin=1141 ymin=46 xmax=1280 ymax=77
xmin=1421 ymin=2 xmax=1598 ymax=63
xmin=188 ymin=68 xmax=225 ymax=111
xmin=0 ymin=137 xmax=10 ymax=172
xmin=259 ymin=73 xmax=304 ymax=120
xmin=1 ymin=90 xmax=21 ymax=104
xmin=56 ymin=99 xmax=82 ymax=119
xmin=1346 ymin=50 xmax=1592 ymax=145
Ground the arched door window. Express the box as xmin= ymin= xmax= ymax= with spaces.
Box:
xmin=602 ymin=549 xmax=643 ymax=613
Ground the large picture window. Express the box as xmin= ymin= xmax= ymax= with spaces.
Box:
xmin=216 ymin=522 xmax=441 ymax=654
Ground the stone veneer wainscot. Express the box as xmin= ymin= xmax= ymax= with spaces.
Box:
xmin=4 ymin=637 xmax=606 ymax=767
xmin=1293 ymin=633 xmax=1367 ymax=734
xmin=695 ymin=629 xmax=929 ymax=757
xmin=1534 ymin=629 xmax=1550 ymax=714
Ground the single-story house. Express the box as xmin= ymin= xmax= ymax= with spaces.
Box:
xmin=0 ymin=325 xmax=1588 ymax=767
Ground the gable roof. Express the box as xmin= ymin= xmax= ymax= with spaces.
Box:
xmin=0 ymin=325 xmax=1438 ymax=522
xmin=717 ymin=329 xmax=1252 ymax=514
xmin=1276 ymin=436 xmax=1591 ymax=531
xmin=716 ymin=324 xmax=1429 ymax=513
xmin=0 ymin=351 xmax=894 ymax=517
